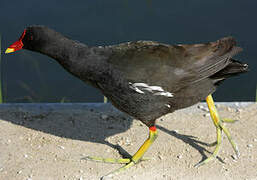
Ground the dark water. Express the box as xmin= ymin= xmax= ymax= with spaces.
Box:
xmin=0 ymin=0 xmax=256 ymax=102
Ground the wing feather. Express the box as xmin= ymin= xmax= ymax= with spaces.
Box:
xmin=106 ymin=37 xmax=242 ymax=92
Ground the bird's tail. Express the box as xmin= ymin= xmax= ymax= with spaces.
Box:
xmin=211 ymin=59 xmax=249 ymax=82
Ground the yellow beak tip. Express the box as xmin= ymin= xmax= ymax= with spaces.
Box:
xmin=5 ymin=48 xmax=15 ymax=54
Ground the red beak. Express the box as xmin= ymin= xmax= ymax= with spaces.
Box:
xmin=5 ymin=40 xmax=24 ymax=54
xmin=5 ymin=30 xmax=26 ymax=54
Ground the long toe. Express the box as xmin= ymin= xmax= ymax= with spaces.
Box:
xmin=82 ymin=156 xmax=131 ymax=164
xmin=197 ymin=95 xmax=240 ymax=167
xmin=222 ymin=118 xmax=239 ymax=123
xmin=195 ymin=126 xmax=222 ymax=167
xmin=218 ymin=122 xmax=240 ymax=157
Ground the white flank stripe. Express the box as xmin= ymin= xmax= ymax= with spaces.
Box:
xmin=165 ymin=104 xmax=171 ymax=108
xmin=129 ymin=82 xmax=174 ymax=97
xmin=132 ymin=83 xmax=149 ymax=87
xmin=154 ymin=92 xmax=174 ymax=97
xmin=129 ymin=82 xmax=145 ymax=94
xmin=144 ymin=86 xmax=164 ymax=92
xmin=134 ymin=88 xmax=144 ymax=94
xmin=141 ymin=87 xmax=154 ymax=93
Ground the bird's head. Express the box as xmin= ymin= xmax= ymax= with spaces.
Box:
xmin=5 ymin=26 xmax=54 ymax=54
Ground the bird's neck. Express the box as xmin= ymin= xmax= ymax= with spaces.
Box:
xmin=35 ymin=36 xmax=88 ymax=66
xmin=31 ymin=35 xmax=112 ymax=82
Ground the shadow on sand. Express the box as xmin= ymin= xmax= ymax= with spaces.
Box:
xmin=0 ymin=103 xmax=223 ymax=164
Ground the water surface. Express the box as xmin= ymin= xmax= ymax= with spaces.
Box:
xmin=0 ymin=0 xmax=256 ymax=102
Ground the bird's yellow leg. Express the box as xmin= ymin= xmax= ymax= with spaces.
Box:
xmin=195 ymin=95 xmax=239 ymax=167
xmin=85 ymin=126 xmax=157 ymax=164
xmin=101 ymin=126 xmax=157 ymax=179
xmin=131 ymin=126 xmax=158 ymax=163
xmin=85 ymin=126 xmax=158 ymax=179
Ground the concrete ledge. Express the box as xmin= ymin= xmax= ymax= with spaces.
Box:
xmin=0 ymin=102 xmax=254 ymax=113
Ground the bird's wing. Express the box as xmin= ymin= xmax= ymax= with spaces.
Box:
xmin=106 ymin=37 xmax=242 ymax=92
xmin=178 ymin=37 xmax=242 ymax=83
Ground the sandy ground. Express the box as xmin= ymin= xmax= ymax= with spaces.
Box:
xmin=0 ymin=103 xmax=256 ymax=180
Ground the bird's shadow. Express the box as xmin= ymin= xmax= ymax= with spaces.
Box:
xmin=0 ymin=103 xmax=223 ymax=164
xmin=156 ymin=125 xmax=224 ymax=164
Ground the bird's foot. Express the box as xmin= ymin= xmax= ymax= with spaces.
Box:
xmin=82 ymin=156 xmax=150 ymax=164
xmin=205 ymin=118 xmax=238 ymax=148
xmin=82 ymin=156 xmax=151 ymax=180
xmin=195 ymin=95 xmax=239 ymax=167
xmin=100 ymin=161 xmax=136 ymax=180
xmin=194 ymin=120 xmax=239 ymax=167
xmin=83 ymin=126 xmax=158 ymax=179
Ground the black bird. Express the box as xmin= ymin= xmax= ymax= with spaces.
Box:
xmin=6 ymin=25 xmax=248 ymax=178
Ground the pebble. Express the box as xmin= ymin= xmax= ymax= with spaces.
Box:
xmin=202 ymin=108 xmax=209 ymax=112
xmin=24 ymin=154 xmax=28 ymax=158
xmin=231 ymin=154 xmax=238 ymax=160
xmin=140 ymin=163 xmax=146 ymax=168
xmin=158 ymin=155 xmax=163 ymax=160
xmin=235 ymin=102 xmax=239 ymax=107
xmin=177 ymin=155 xmax=182 ymax=159
xmin=203 ymin=113 xmax=210 ymax=117
xmin=0 ymin=167 xmax=3 ymax=172
xmin=79 ymin=170 xmax=83 ymax=173
xmin=197 ymin=105 xmax=204 ymax=109
xmin=253 ymin=139 xmax=257 ymax=142
xmin=247 ymin=144 xmax=253 ymax=148
xmin=58 ymin=145 xmax=65 ymax=150
xmin=197 ymin=105 xmax=209 ymax=112
xmin=79 ymin=177 xmax=83 ymax=180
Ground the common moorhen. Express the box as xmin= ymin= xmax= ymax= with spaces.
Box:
xmin=6 ymin=25 xmax=248 ymax=178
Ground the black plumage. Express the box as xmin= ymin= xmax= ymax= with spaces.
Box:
xmin=17 ymin=26 xmax=248 ymax=126
xmin=6 ymin=26 xmax=249 ymax=178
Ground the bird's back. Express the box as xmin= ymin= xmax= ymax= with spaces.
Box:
xmin=96 ymin=37 xmax=248 ymax=125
